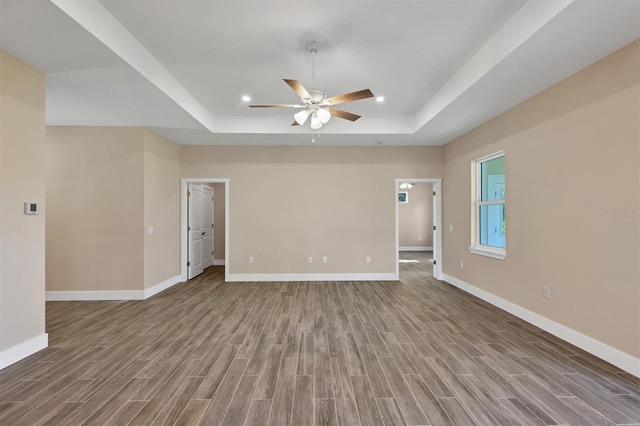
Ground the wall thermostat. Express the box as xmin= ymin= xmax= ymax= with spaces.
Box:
xmin=24 ymin=202 xmax=39 ymax=215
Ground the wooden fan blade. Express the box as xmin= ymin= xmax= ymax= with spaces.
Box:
xmin=291 ymin=120 xmax=300 ymax=126
xmin=325 ymin=89 xmax=374 ymax=106
xmin=284 ymin=79 xmax=311 ymax=101
xmin=329 ymin=108 xmax=361 ymax=122
xmin=249 ymin=104 xmax=303 ymax=108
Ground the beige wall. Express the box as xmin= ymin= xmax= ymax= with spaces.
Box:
xmin=442 ymin=40 xmax=640 ymax=358
xmin=181 ymin=146 xmax=443 ymax=275
xmin=0 ymin=51 xmax=47 ymax=359
xmin=46 ymin=127 xmax=145 ymax=291
xmin=143 ymin=129 xmax=180 ymax=289
xmin=212 ymin=183 xmax=225 ymax=261
xmin=399 ymin=183 xmax=433 ymax=248
xmin=46 ymin=127 xmax=181 ymax=292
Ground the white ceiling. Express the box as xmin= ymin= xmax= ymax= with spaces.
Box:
xmin=1 ymin=0 xmax=638 ymax=146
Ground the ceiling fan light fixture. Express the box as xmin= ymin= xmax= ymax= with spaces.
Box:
xmin=317 ymin=107 xmax=331 ymax=124
xmin=294 ymin=109 xmax=311 ymax=125
xmin=399 ymin=182 xmax=414 ymax=190
xmin=310 ymin=113 xmax=323 ymax=130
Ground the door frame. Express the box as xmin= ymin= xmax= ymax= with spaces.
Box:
xmin=395 ymin=178 xmax=442 ymax=280
xmin=181 ymin=178 xmax=230 ymax=282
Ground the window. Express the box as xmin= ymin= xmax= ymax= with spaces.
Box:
xmin=469 ymin=151 xmax=506 ymax=260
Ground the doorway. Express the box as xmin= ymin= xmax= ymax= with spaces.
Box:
xmin=181 ymin=178 xmax=230 ymax=282
xmin=395 ymin=178 xmax=442 ymax=280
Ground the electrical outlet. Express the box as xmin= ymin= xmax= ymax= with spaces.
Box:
xmin=249 ymin=256 xmax=254 ymax=264
xmin=543 ymin=287 xmax=551 ymax=299
xmin=418 ymin=236 xmax=422 ymax=242
xmin=449 ymin=224 xmax=454 ymax=232
xmin=147 ymin=226 xmax=154 ymax=235
xmin=308 ymin=256 xmax=313 ymax=264
xmin=460 ymin=260 xmax=464 ymax=269
xmin=366 ymin=256 xmax=372 ymax=264
xmin=323 ymin=256 xmax=328 ymax=263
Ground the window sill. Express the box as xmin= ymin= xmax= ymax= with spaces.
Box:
xmin=468 ymin=246 xmax=506 ymax=260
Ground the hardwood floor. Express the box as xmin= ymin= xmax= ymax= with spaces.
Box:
xmin=1 ymin=252 xmax=638 ymax=425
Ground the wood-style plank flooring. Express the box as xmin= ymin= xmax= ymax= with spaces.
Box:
xmin=1 ymin=252 xmax=638 ymax=425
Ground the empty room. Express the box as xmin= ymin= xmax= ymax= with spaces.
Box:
xmin=0 ymin=0 xmax=639 ymax=425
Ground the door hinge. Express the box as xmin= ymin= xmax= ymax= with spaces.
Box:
xmin=433 ymin=191 xmax=436 ymax=196
xmin=188 ymin=226 xmax=191 ymax=231
xmin=433 ymin=226 xmax=436 ymax=230
xmin=433 ymin=260 xmax=437 ymax=265
xmin=188 ymin=191 xmax=191 ymax=196
xmin=187 ymin=261 xmax=191 ymax=266
xmin=212 ymin=251 xmax=214 ymax=255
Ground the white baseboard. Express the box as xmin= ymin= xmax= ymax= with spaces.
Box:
xmin=227 ymin=272 xmax=399 ymax=282
xmin=144 ymin=275 xmax=182 ymax=298
xmin=399 ymin=246 xmax=433 ymax=251
xmin=46 ymin=275 xmax=182 ymax=301
xmin=213 ymin=259 xmax=226 ymax=266
xmin=46 ymin=290 xmax=144 ymax=301
xmin=0 ymin=333 xmax=48 ymax=371
xmin=442 ymin=273 xmax=640 ymax=378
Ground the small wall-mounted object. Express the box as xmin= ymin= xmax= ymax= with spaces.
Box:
xmin=24 ymin=202 xmax=39 ymax=215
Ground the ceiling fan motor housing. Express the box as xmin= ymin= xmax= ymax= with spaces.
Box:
xmin=306 ymin=90 xmax=328 ymax=105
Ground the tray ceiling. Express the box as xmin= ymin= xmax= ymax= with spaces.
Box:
xmin=1 ymin=0 xmax=638 ymax=145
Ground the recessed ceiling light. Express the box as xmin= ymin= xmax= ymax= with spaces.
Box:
xmin=242 ymin=95 xmax=251 ymax=102
xmin=376 ymin=96 xmax=385 ymax=103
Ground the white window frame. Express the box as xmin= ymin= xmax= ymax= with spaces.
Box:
xmin=469 ymin=150 xmax=506 ymax=260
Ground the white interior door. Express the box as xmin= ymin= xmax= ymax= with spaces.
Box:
xmin=188 ymin=184 xmax=204 ymax=279
xmin=202 ymin=186 xmax=214 ymax=269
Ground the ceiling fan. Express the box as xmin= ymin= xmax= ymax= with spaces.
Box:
xmin=249 ymin=41 xmax=374 ymax=130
